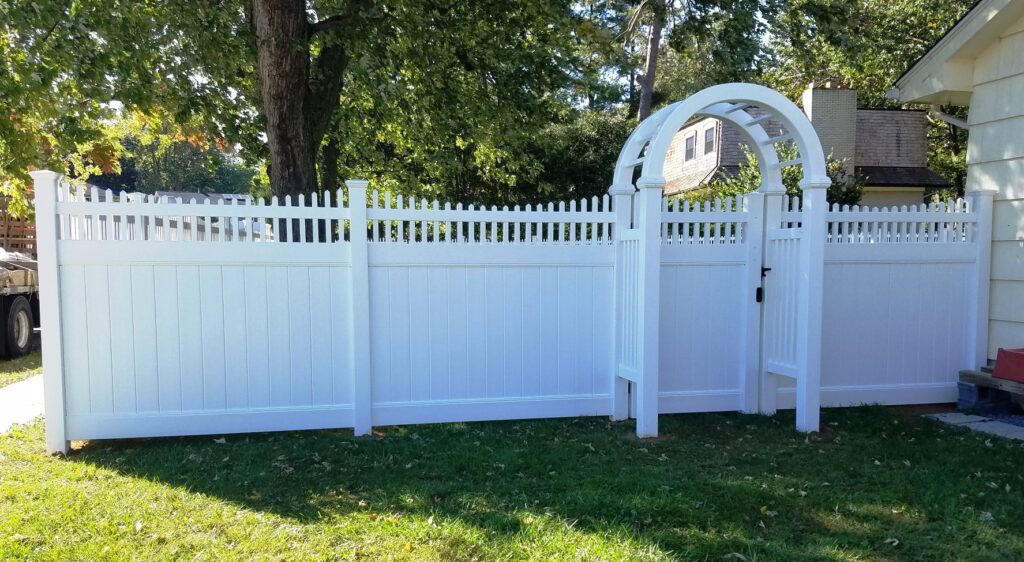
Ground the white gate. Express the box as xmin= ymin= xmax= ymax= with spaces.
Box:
xmin=763 ymin=227 xmax=802 ymax=378
xmin=757 ymin=191 xmax=825 ymax=431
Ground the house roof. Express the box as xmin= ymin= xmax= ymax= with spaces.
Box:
xmin=855 ymin=166 xmax=952 ymax=188
xmin=890 ymin=0 xmax=1024 ymax=104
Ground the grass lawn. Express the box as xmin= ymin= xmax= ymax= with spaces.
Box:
xmin=2 ymin=407 xmax=1024 ymax=560
xmin=0 ymin=350 xmax=41 ymax=389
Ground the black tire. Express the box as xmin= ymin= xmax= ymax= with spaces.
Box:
xmin=3 ymin=296 xmax=34 ymax=359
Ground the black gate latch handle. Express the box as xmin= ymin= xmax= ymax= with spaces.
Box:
xmin=756 ymin=267 xmax=772 ymax=303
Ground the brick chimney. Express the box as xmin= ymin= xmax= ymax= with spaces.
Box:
xmin=801 ymin=82 xmax=857 ymax=169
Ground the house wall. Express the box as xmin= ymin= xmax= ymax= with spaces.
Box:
xmin=718 ymin=110 xmax=784 ymax=166
xmin=967 ymin=12 xmax=1024 ymax=359
xmin=859 ymin=187 xmax=926 ymax=208
xmin=664 ymin=119 xmax=720 ymax=194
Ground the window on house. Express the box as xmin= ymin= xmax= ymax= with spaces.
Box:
xmin=704 ymin=127 xmax=716 ymax=155
xmin=684 ymin=134 xmax=695 ymax=161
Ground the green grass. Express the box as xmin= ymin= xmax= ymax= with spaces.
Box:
xmin=0 ymin=350 xmax=40 ymax=388
xmin=2 ymin=407 xmax=1024 ymax=560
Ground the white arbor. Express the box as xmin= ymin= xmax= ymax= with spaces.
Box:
xmin=609 ymin=83 xmax=830 ymax=437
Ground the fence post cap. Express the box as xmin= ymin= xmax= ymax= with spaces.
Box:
xmin=29 ymin=169 xmax=62 ymax=182
xmin=799 ymin=177 xmax=831 ymax=190
xmin=345 ymin=179 xmax=370 ymax=190
xmin=635 ymin=175 xmax=666 ymax=190
xmin=758 ymin=180 xmax=786 ymax=194
xmin=607 ymin=183 xmax=635 ymax=196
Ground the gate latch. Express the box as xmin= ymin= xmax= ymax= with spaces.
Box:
xmin=755 ymin=267 xmax=772 ymax=303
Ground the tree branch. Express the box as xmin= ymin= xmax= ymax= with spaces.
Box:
xmin=308 ymin=0 xmax=371 ymax=36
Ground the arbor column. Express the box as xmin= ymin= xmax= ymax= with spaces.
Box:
xmin=609 ymin=182 xmax=634 ymax=421
xmin=634 ymin=176 xmax=664 ymax=438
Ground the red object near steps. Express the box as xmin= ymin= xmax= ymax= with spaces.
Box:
xmin=993 ymin=348 xmax=1024 ymax=383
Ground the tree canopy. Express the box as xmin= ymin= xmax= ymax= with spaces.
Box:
xmin=0 ymin=0 xmax=977 ymax=215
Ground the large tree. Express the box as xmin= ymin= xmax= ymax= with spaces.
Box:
xmin=1 ymin=0 xmax=582 ymax=205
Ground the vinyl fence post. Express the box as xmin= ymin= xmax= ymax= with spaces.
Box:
xmin=31 ymin=170 xmax=70 ymax=454
xmin=634 ymin=176 xmax=663 ymax=438
xmin=346 ymin=180 xmax=373 ymax=436
xmin=795 ymin=181 xmax=828 ymax=433
xmin=967 ymin=188 xmax=995 ymax=369
xmin=608 ymin=183 xmax=634 ymax=421
xmin=740 ymin=192 xmax=765 ymax=414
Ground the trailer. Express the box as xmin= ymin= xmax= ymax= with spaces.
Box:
xmin=0 ymin=250 xmax=39 ymax=358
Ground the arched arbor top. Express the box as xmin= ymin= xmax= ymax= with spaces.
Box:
xmin=611 ymin=83 xmax=831 ymax=195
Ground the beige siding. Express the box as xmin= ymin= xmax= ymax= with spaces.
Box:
xmin=968 ymin=12 xmax=1024 ymax=358
xmin=858 ymin=188 xmax=926 ymax=208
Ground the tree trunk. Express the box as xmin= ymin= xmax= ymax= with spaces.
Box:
xmin=251 ymin=0 xmax=318 ymax=198
xmin=636 ymin=7 xmax=663 ymax=122
xmin=249 ymin=0 xmax=367 ymax=241
xmin=321 ymin=136 xmax=340 ymax=241
xmin=321 ymin=136 xmax=340 ymax=194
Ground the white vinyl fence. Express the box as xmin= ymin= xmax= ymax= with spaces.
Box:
xmin=29 ymin=84 xmax=994 ymax=453
xmin=33 ymin=174 xmax=992 ymax=453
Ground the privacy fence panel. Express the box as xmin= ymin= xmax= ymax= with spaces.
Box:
xmin=362 ymin=193 xmax=616 ymax=425
xmin=51 ymin=186 xmax=357 ymax=440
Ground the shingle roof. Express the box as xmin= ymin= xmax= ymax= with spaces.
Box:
xmin=855 ymin=166 xmax=952 ymax=188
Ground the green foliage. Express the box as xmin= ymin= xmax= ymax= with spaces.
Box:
xmin=764 ymin=0 xmax=976 ymax=106
xmin=87 ymin=114 xmax=255 ymax=196
xmin=528 ymin=111 xmax=634 ymax=203
xmin=665 ymin=0 xmax=767 ymax=86
xmin=679 ymin=144 xmax=863 ymax=206
xmin=324 ymin=0 xmax=583 ymax=206
xmin=0 ymin=1 xmax=258 ymax=213
xmin=927 ymin=106 xmax=969 ymax=197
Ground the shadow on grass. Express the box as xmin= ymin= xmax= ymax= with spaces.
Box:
xmin=64 ymin=407 xmax=1018 ymax=559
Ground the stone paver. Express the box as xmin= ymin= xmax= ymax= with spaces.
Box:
xmin=926 ymin=412 xmax=989 ymax=426
xmin=0 ymin=374 xmax=44 ymax=433
xmin=925 ymin=412 xmax=1024 ymax=441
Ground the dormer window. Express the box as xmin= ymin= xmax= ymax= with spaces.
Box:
xmin=684 ymin=134 xmax=696 ymax=161
xmin=704 ymin=127 xmax=716 ymax=154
